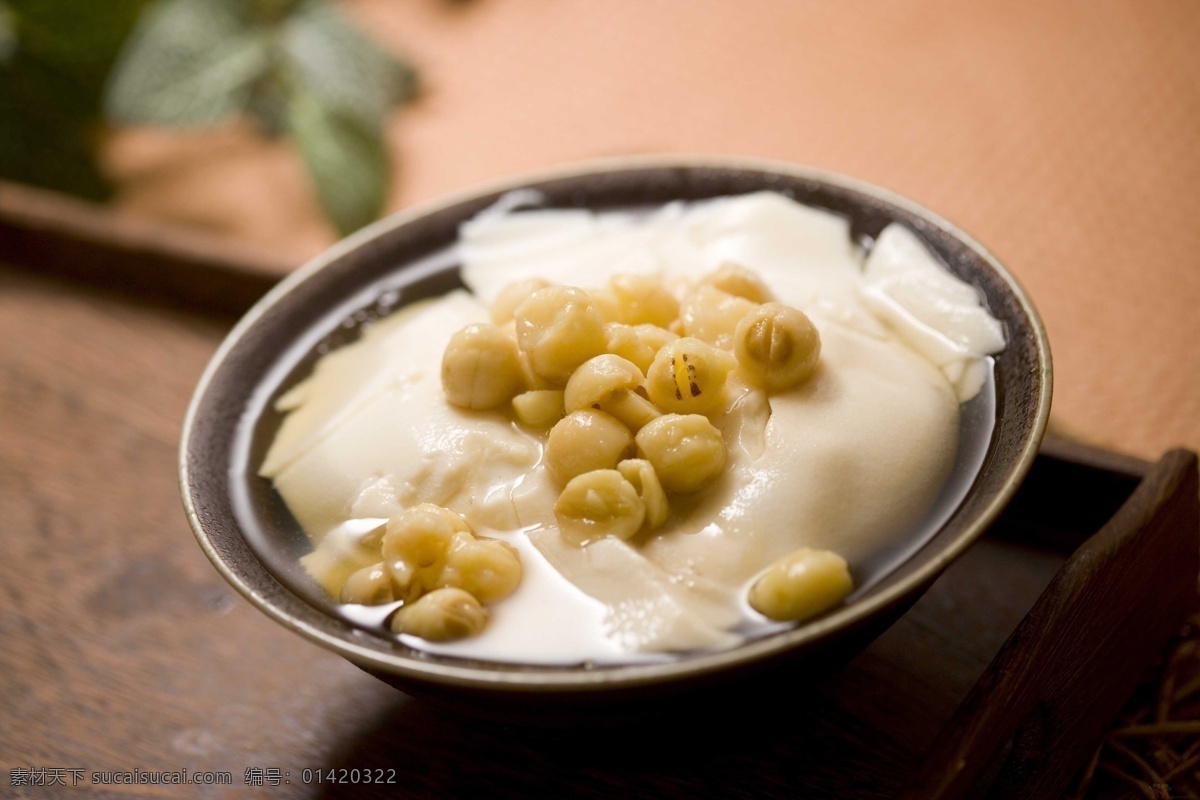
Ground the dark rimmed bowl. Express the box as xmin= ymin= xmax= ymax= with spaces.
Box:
xmin=180 ymin=156 xmax=1052 ymax=723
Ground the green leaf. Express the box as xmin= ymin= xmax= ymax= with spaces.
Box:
xmin=104 ymin=0 xmax=270 ymax=127
xmin=10 ymin=0 xmax=148 ymax=96
xmin=0 ymin=49 xmax=110 ymax=198
xmin=0 ymin=0 xmax=147 ymax=198
xmin=276 ymin=1 xmax=408 ymax=234
xmin=278 ymin=1 xmax=415 ymax=130
xmin=286 ymin=81 xmax=388 ymax=236
xmin=245 ymin=71 xmax=289 ymax=137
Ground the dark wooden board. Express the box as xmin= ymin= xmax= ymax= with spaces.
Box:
xmin=0 ymin=180 xmax=292 ymax=320
xmin=0 ymin=260 xmax=1194 ymax=799
xmin=905 ymin=449 xmax=1198 ymax=798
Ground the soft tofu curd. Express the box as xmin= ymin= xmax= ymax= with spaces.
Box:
xmin=259 ymin=191 xmax=1006 ymax=664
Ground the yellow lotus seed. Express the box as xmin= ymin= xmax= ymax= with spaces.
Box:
xmin=645 ymin=337 xmax=733 ymax=416
xmin=512 ymin=389 xmax=565 ymax=429
xmin=608 ymin=273 xmax=680 ymax=328
xmin=604 ymin=323 xmax=658 ymax=374
xmin=513 ymin=286 xmax=608 ymax=385
xmin=545 ymin=409 xmax=635 ymax=485
xmin=748 ymin=548 xmax=853 ymax=622
xmin=564 ymin=354 xmax=659 ymax=431
xmin=442 ymin=537 xmax=523 ymax=604
xmin=391 ymin=587 xmax=487 ymax=641
xmin=554 ymin=469 xmax=646 ymax=545
xmin=679 ymin=284 xmax=758 ymax=349
xmin=734 ymin=302 xmax=821 ymax=391
xmin=634 ymin=413 xmax=726 ymax=493
xmin=491 ymin=277 xmax=551 ymax=324
xmin=441 ymin=323 xmax=525 ymax=410
xmin=701 ymin=263 xmax=774 ymax=303
xmin=617 ymin=458 xmax=669 ymax=531
xmin=339 ymin=562 xmax=395 ymax=606
xmin=381 ymin=504 xmax=470 ymax=603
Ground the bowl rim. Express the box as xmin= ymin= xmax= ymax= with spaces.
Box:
xmin=179 ymin=154 xmax=1053 ymax=693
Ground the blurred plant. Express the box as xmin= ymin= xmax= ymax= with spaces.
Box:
xmin=0 ymin=0 xmax=416 ymax=235
xmin=0 ymin=0 xmax=147 ymax=200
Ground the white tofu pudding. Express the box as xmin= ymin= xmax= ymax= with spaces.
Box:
xmin=258 ymin=191 xmax=1006 ymax=664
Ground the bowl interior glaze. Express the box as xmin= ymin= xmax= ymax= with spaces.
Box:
xmin=181 ymin=158 xmax=1051 ymax=711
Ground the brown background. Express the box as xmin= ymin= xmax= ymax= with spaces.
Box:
xmin=105 ymin=0 xmax=1200 ymax=461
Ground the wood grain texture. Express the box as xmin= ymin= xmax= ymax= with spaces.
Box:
xmin=0 ymin=262 xmax=1189 ymax=798
xmin=902 ymin=450 xmax=1199 ymax=799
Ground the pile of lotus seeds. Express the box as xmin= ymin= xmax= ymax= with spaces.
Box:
xmin=332 ymin=264 xmax=855 ymax=644
xmin=337 ymin=503 xmax=524 ymax=643
xmin=428 ymin=263 xmax=852 ymax=640
xmin=444 ymin=264 xmax=821 ymax=533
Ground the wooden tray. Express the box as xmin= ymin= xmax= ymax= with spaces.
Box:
xmin=0 ymin=191 xmax=1196 ymax=798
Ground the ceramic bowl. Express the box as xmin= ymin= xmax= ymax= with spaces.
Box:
xmin=180 ymin=156 xmax=1051 ymax=722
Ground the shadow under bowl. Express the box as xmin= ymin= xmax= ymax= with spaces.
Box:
xmin=180 ymin=156 xmax=1052 ymax=724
